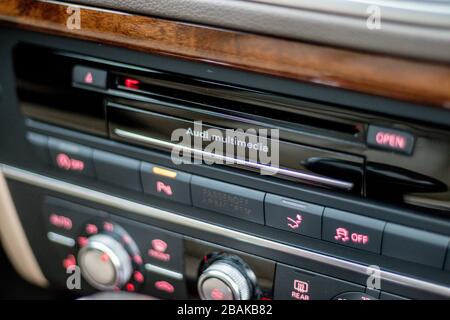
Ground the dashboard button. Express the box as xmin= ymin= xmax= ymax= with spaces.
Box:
xmin=73 ymin=65 xmax=107 ymax=89
xmin=274 ymin=264 xmax=363 ymax=300
xmin=322 ymin=208 xmax=386 ymax=253
xmin=48 ymin=138 xmax=95 ymax=177
xmin=94 ymin=150 xmax=141 ymax=192
xmin=265 ymin=194 xmax=323 ymax=239
xmin=143 ymin=273 xmax=187 ymax=300
xmin=367 ymin=125 xmax=415 ymax=155
xmin=382 ymin=223 xmax=449 ymax=268
xmin=191 ymin=176 xmax=265 ymax=225
xmin=43 ymin=197 xmax=107 ymax=238
xmin=26 ymin=132 xmax=50 ymax=165
xmin=141 ymin=163 xmax=191 ymax=205
xmin=113 ymin=217 xmax=184 ymax=272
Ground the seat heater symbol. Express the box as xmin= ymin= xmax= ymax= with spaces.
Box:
xmin=334 ymin=227 xmax=350 ymax=242
xmin=287 ymin=214 xmax=303 ymax=230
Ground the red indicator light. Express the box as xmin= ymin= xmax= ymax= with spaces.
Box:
xmin=154 ymin=281 xmax=175 ymax=294
xmin=84 ymin=72 xmax=94 ymax=84
xmin=124 ymin=78 xmax=140 ymax=90
xmin=133 ymin=271 xmax=144 ymax=283
xmin=125 ymin=283 xmax=135 ymax=292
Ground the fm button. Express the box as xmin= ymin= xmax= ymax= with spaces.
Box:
xmin=367 ymin=125 xmax=415 ymax=155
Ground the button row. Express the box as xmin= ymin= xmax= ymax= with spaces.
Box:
xmin=29 ymin=133 xmax=450 ymax=271
xmin=274 ymin=263 xmax=408 ymax=300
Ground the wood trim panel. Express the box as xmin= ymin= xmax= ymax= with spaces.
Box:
xmin=1 ymin=0 xmax=450 ymax=108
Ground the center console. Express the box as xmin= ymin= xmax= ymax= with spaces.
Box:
xmin=1 ymin=30 xmax=450 ymax=300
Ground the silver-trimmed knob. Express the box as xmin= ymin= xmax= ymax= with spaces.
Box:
xmin=78 ymin=234 xmax=132 ymax=291
xmin=198 ymin=261 xmax=253 ymax=300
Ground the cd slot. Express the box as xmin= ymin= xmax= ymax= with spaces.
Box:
xmin=107 ymin=103 xmax=363 ymax=193
xmin=112 ymin=73 xmax=362 ymax=138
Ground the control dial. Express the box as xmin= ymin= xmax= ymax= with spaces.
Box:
xmin=78 ymin=234 xmax=132 ymax=290
xmin=198 ymin=254 xmax=257 ymax=300
xmin=76 ymin=221 xmax=145 ymax=292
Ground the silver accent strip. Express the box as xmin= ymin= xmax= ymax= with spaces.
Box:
xmin=113 ymin=128 xmax=354 ymax=191
xmin=47 ymin=232 xmax=75 ymax=247
xmin=2 ymin=164 xmax=450 ymax=297
xmin=145 ymin=264 xmax=184 ymax=280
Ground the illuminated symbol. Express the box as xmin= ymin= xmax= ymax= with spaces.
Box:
xmin=100 ymin=253 xmax=109 ymax=262
xmin=133 ymin=255 xmax=143 ymax=265
xmin=334 ymin=227 xmax=369 ymax=245
xmin=62 ymin=254 xmax=76 ymax=270
xmin=334 ymin=227 xmax=350 ymax=242
xmin=152 ymin=239 xmax=168 ymax=253
xmin=124 ymin=78 xmax=140 ymax=90
xmin=103 ymin=222 xmax=114 ymax=232
xmin=148 ymin=239 xmax=171 ymax=262
xmin=49 ymin=213 xmax=73 ymax=230
xmin=291 ymin=280 xmax=310 ymax=300
xmin=133 ymin=271 xmax=144 ymax=283
xmin=156 ymin=181 xmax=173 ymax=196
xmin=375 ymin=131 xmax=406 ymax=150
xmin=125 ymin=283 xmax=135 ymax=292
xmin=77 ymin=236 xmax=88 ymax=247
xmin=210 ymin=288 xmax=225 ymax=300
xmin=152 ymin=167 xmax=177 ymax=179
xmin=287 ymin=214 xmax=303 ymax=230
xmin=56 ymin=153 xmax=85 ymax=171
xmin=351 ymin=233 xmax=369 ymax=245
xmin=84 ymin=72 xmax=94 ymax=84
xmin=85 ymin=224 xmax=98 ymax=235
xmin=293 ymin=280 xmax=309 ymax=293
xmin=155 ymin=281 xmax=175 ymax=294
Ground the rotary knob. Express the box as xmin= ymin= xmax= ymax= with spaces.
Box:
xmin=78 ymin=233 xmax=133 ymax=291
xmin=198 ymin=255 xmax=257 ymax=300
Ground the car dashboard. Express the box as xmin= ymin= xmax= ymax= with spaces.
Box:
xmin=0 ymin=0 xmax=449 ymax=301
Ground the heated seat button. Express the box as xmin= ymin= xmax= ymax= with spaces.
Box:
xmin=191 ymin=176 xmax=265 ymax=225
xmin=43 ymin=197 xmax=107 ymax=238
xmin=322 ymin=208 xmax=386 ymax=253
xmin=382 ymin=223 xmax=449 ymax=268
xmin=274 ymin=264 xmax=363 ymax=300
xmin=73 ymin=65 xmax=107 ymax=89
xmin=48 ymin=138 xmax=95 ymax=177
xmin=94 ymin=150 xmax=141 ymax=192
xmin=367 ymin=125 xmax=415 ymax=155
xmin=141 ymin=163 xmax=191 ymax=205
xmin=265 ymin=194 xmax=323 ymax=239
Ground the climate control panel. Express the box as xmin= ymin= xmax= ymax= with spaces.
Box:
xmin=15 ymin=192 xmax=409 ymax=300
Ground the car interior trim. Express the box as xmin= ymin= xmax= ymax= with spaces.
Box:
xmin=2 ymin=164 xmax=450 ymax=297
xmin=0 ymin=171 xmax=48 ymax=288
